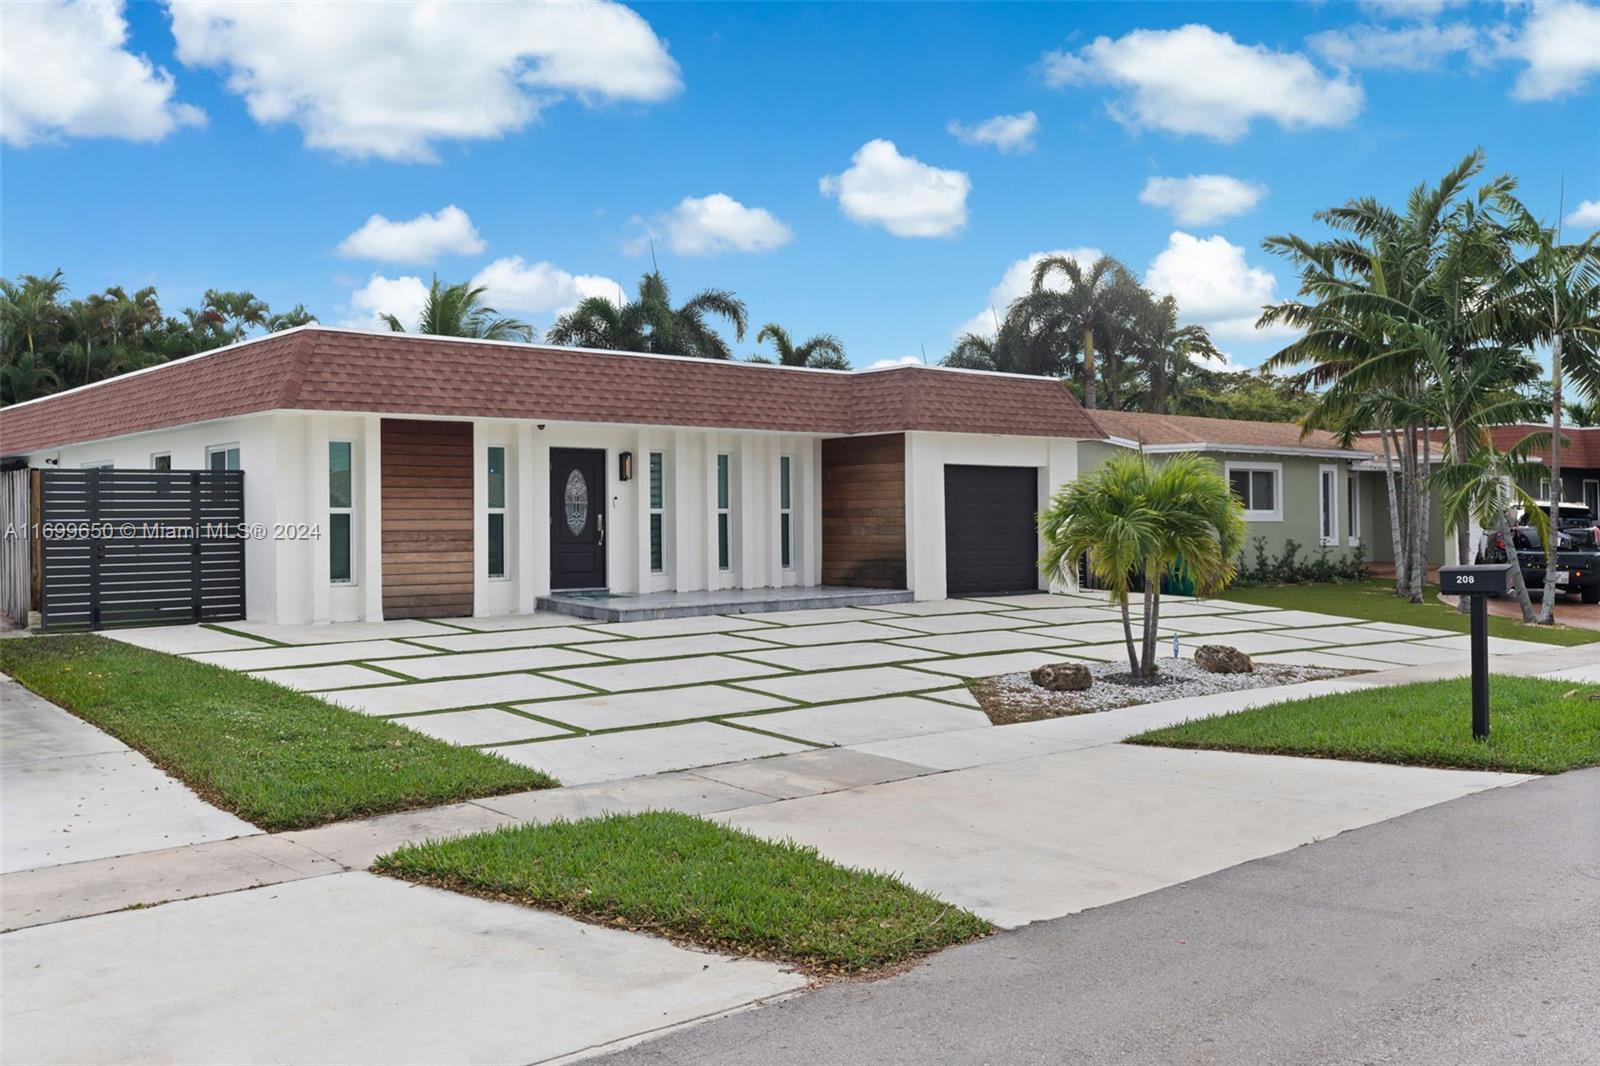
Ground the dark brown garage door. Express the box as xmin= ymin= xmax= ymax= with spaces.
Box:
xmin=944 ymin=465 xmax=1038 ymax=596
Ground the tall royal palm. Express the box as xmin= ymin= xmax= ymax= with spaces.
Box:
xmin=1029 ymin=254 xmax=1134 ymax=410
xmin=384 ymin=278 xmax=534 ymax=342
xmin=753 ymin=323 xmax=848 ymax=369
xmin=548 ymin=272 xmax=746 ymax=360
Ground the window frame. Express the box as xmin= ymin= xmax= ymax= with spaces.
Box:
xmin=486 ymin=445 xmax=508 ymax=581
xmin=648 ymin=450 xmax=666 ymax=575
xmin=716 ymin=452 xmax=732 ymax=573
xmin=205 ymin=444 xmax=241 ymax=471
xmin=150 ymin=452 xmax=172 ymax=471
xmin=1346 ymin=471 xmax=1362 ymax=547
xmin=778 ymin=454 xmax=794 ymax=571
xmin=80 ymin=459 xmax=114 ymax=470
xmin=328 ymin=439 xmax=356 ymax=586
xmin=1223 ymin=461 xmax=1283 ymax=522
xmin=1584 ymin=479 xmax=1599 ymax=515
xmin=1317 ymin=464 xmax=1339 ymax=547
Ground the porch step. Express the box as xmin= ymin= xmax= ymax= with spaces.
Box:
xmin=536 ymin=586 xmax=913 ymax=622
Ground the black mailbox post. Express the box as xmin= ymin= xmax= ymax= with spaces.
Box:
xmin=1438 ymin=563 xmax=1513 ymax=739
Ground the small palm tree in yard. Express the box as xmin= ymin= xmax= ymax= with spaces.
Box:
xmin=1039 ymin=452 xmax=1246 ymax=678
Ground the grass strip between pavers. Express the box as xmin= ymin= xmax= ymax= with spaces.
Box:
xmin=373 ymin=810 xmax=992 ymax=974
xmin=1128 ymin=675 xmax=1600 ymax=775
xmin=1218 ymin=580 xmax=1600 ymax=646
xmin=0 ymin=634 xmax=556 ymax=831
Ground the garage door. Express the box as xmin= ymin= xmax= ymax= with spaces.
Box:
xmin=944 ymin=465 xmax=1039 ymax=596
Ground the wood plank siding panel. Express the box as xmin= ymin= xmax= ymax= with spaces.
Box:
xmin=381 ymin=418 xmax=473 ymax=618
xmin=821 ymin=433 xmax=907 ymax=588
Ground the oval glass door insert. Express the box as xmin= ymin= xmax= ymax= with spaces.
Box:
xmin=564 ymin=469 xmax=589 ymax=535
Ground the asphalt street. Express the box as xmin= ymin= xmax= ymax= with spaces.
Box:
xmin=603 ymin=767 xmax=1600 ymax=1066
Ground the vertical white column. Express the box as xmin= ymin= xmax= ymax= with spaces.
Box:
xmin=515 ymin=422 xmax=537 ymax=613
xmin=737 ymin=435 xmax=760 ymax=589
xmin=530 ymin=430 xmax=551 ymax=599
xmin=704 ymin=435 xmax=721 ymax=589
xmin=671 ymin=430 xmax=698 ymax=592
xmin=307 ymin=415 xmax=332 ymax=623
xmin=362 ymin=415 xmax=384 ymax=619
xmin=905 ymin=432 xmax=946 ymax=600
xmin=471 ymin=423 xmax=487 ymax=616
xmin=1043 ymin=438 xmax=1078 ymax=592
xmin=635 ymin=429 xmax=652 ymax=593
xmin=807 ymin=437 xmax=823 ymax=587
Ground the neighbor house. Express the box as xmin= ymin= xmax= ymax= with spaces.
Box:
xmin=1 ymin=327 xmax=1097 ymax=625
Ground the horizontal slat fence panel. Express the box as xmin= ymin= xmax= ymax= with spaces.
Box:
xmin=38 ymin=469 xmax=246 ymax=631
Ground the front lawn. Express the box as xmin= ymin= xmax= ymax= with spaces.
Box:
xmin=1129 ymin=675 xmax=1600 ymax=774
xmin=374 ymin=811 xmax=991 ymax=973
xmin=0 ymin=635 xmax=555 ymax=830
xmin=1218 ymin=579 xmax=1599 ymax=647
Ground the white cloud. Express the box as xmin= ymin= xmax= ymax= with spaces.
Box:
xmin=1498 ymin=1 xmax=1600 ymax=101
xmin=819 ymin=139 xmax=971 ymax=238
xmin=1042 ymin=24 xmax=1363 ymax=141
xmin=470 ymin=256 xmax=621 ymax=316
xmin=1139 ymin=175 xmax=1267 ymax=225
xmin=167 ymin=0 xmax=681 ymax=162
xmin=947 ymin=111 xmax=1039 ymax=154
xmin=0 ymin=0 xmax=203 ymax=146
xmin=1567 ymin=199 xmax=1600 ymax=230
xmin=869 ymin=355 xmax=925 ymax=369
xmin=1308 ymin=20 xmax=1485 ymax=71
xmin=1356 ymin=0 xmax=1469 ymax=19
xmin=1143 ymin=231 xmax=1294 ymax=341
xmin=336 ymin=205 xmax=486 ymax=264
xmin=640 ymin=194 xmax=793 ymax=256
xmin=344 ymin=274 xmax=430 ymax=330
xmin=955 ymin=247 xmax=1105 ymax=339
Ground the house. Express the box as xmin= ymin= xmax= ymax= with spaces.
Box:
xmin=1082 ymin=410 xmax=1392 ymax=565
xmin=1 ymin=327 xmax=1095 ymax=624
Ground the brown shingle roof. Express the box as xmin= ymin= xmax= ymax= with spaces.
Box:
xmin=1359 ymin=424 xmax=1600 ymax=469
xmin=2 ymin=327 xmax=1103 ymax=453
xmin=1089 ymin=410 xmax=1371 ymax=455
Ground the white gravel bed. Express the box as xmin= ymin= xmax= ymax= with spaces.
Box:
xmin=970 ymin=656 xmax=1358 ymax=723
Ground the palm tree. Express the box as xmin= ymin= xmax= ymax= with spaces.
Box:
xmin=202 ymin=289 xmax=271 ymax=343
xmin=0 ymin=270 xmax=66 ymax=360
xmin=547 ymin=271 xmax=746 ymax=359
xmin=1130 ymin=293 xmax=1222 ymax=413
xmin=942 ymin=331 xmax=998 ymax=370
xmin=0 ymin=351 xmax=59 ymax=404
xmin=1495 ymin=195 xmax=1600 ymax=622
xmin=269 ymin=304 xmax=318 ymax=331
xmin=1039 ymin=451 xmax=1245 ymax=677
xmin=1029 ymin=254 xmax=1135 ymax=409
xmin=753 ymin=323 xmax=848 ymax=369
xmin=384 ymin=277 xmax=533 ymax=342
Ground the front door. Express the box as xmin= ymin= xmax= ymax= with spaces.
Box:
xmin=550 ymin=448 xmax=607 ymax=589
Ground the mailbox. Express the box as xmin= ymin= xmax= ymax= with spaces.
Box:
xmin=1438 ymin=563 xmax=1513 ymax=597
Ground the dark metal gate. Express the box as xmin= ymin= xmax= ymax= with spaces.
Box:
xmin=38 ymin=469 xmax=245 ymax=631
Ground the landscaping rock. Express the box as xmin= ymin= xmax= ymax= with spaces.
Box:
xmin=1195 ymin=645 xmax=1253 ymax=674
xmin=1030 ymin=662 xmax=1093 ymax=692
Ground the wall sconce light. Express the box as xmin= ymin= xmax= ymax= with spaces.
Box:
xmin=618 ymin=451 xmax=634 ymax=482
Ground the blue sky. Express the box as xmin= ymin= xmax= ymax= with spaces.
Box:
xmin=3 ymin=1 xmax=1597 ymax=369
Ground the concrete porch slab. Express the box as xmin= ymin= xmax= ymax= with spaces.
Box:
xmin=0 ymin=873 xmax=806 ymax=1065
xmin=538 ymin=585 xmax=911 ymax=621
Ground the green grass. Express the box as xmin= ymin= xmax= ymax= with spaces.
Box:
xmin=1129 ymin=675 xmax=1600 ymax=774
xmin=0 ymin=635 xmax=555 ymax=830
xmin=373 ymin=810 xmax=992 ymax=973
xmin=1218 ymin=579 xmax=1600 ymax=646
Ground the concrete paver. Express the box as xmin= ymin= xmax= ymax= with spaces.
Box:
xmin=101 ymin=625 xmax=270 ymax=655
xmin=222 ymin=619 xmax=464 ymax=644
xmin=404 ymin=625 xmax=614 ymax=652
xmin=324 ymin=672 xmax=591 ymax=715
xmin=248 ymin=663 xmax=399 ymax=691
xmin=910 ymin=649 xmax=1075 ymax=679
xmin=689 ymin=747 xmax=935 ymax=799
xmin=392 ymin=707 xmax=574 ymax=746
xmin=553 ymin=654 xmax=784 ymax=693
xmin=893 ymin=629 xmax=1066 ymax=655
xmin=488 ymin=722 xmax=813 ymax=785
xmin=376 ymin=645 xmax=605 ymax=680
xmin=747 ymin=620 xmax=922 ymax=646
xmin=188 ymin=639 xmax=439 ymax=669
xmin=737 ymin=665 xmax=952 ymax=703
xmin=576 ymin=632 xmax=783 ymax=661
xmin=724 ymin=697 xmax=989 ymax=747
xmin=0 ymin=873 xmax=806 ymax=1066
xmin=523 ymin=685 xmax=794 ymax=731
xmin=873 ymin=612 xmax=1038 ymax=635
xmin=732 ymin=641 xmax=944 ymax=671
xmin=580 ymin=615 xmax=775 ymax=639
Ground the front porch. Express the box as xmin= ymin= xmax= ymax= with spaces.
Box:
xmin=536 ymin=584 xmax=913 ymax=622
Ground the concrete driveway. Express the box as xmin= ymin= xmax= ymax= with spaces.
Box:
xmin=105 ymin=589 xmax=1557 ymax=786
xmin=0 ymin=677 xmax=255 ymax=873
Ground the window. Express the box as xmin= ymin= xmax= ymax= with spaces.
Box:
xmin=81 ymin=460 xmax=113 ymax=469
xmin=1318 ymin=465 xmax=1338 ymax=546
xmin=716 ymin=453 xmax=731 ymax=572
xmin=648 ymin=451 xmax=665 ymax=574
xmin=779 ymin=455 xmax=793 ymax=570
xmin=1346 ymin=473 xmax=1361 ymax=546
xmin=150 ymin=453 xmax=172 ymax=471
xmin=487 ymin=446 xmax=507 ymax=580
xmin=328 ymin=441 xmax=353 ymax=584
xmin=1539 ymin=477 xmax=1551 ymax=499
xmin=1585 ymin=480 xmax=1599 ymax=515
xmin=206 ymin=445 xmax=240 ymax=471
xmin=1225 ymin=462 xmax=1282 ymax=521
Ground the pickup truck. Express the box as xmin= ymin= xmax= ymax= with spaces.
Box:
xmin=1477 ymin=501 xmax=1600 ymax=603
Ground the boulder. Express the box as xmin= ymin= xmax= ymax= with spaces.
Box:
xmin=1194 ymin=644 xmax=1253 ymax=674
xmin=1030 ymin=662 xmax=1092 ymax=692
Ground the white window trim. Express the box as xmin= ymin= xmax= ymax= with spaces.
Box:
xmin=485 ymin=444 xmax=509 ymax=582
xmin=1539 ymin=477 xmax=1551 ymax=499
xmin=716 ymin=452 xmax=733 ymax=573
xmin=1318 ymin=464 xmax=1339 ymax=547
xmin=1224 ymin=461 xmax=1283 ymax=522
xmin=1346 ymin=472 xmax=1362 ymax=547
xmin=779 ymin=454 xmax=794 ymax=571
xmin=149 ymin=452 xmax=171 ymax=471
xmin=329 ymin=439 xmax=356 ymax=587
xmin=648 ymin=450 xmax=667 ymax=576
xmin=205 ymin=443 xmax=241 ymax=470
